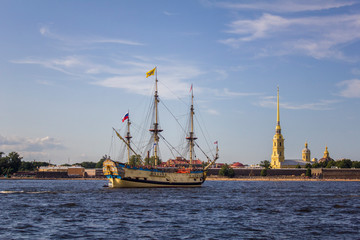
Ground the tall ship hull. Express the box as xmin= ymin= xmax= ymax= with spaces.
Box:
xmin=103 ymin=159 xmax=206 ymax=188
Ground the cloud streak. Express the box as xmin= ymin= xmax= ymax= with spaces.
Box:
xmin=257 ymin=96 xmax=338 ymax=110
xmin=0 ymin=135 xmax=65 ymax=160
xmin=216 ymin=0 xmax=355 ymax=13
xmin=220 ymin=9 xmax=360 ymax=60
xmin=39 ymin=25 xmax=144 ymax=46
xmin=337 ymin=79 xmax=360 ymax=98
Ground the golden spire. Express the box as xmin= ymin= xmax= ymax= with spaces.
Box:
xmin=276 ymin=86 xmax=281 ymax=133
xmin=277 ymin=86 xmax=280 ymax=124
xmin=305 ymin=141 xmax=308 ymax=148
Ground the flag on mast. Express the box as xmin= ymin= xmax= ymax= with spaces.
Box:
xmin=146 ymin=67 xmax=156 ymax=78
xmin=190 ymin=84 xmax=193 ymax=93
xmin=122 ymin=112 xmax=129 ymax=122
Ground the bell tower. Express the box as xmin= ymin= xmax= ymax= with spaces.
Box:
xmin=271 ymin=87 xmax=285 ymax=169
xmin=302 ymin=142 xmax=311 ymax=162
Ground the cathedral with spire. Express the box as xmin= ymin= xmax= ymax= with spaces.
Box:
xmin=270 ymin=87 xmax=315 ymax=169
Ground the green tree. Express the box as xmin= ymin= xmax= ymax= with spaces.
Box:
xmin=20 ymin=161 xmax=35 ymax=171
xmin=228 ymin=167 xmax=235 ymax=178
xmin=0 ymin=156 xmax=10 ymax=175
xmin=296 ymin=164 xmax=301 ymax=168
xmin=326 ymin=160 xmax=336 ymax=168
xmin=219 ymin=164 xmax=235 ymax=178
xmin=60 ymin=164 xmax=72 ymax=167
xmin=336 ymin=159 xmax=352 ymax=168
xmin=0 ymin=152 xmax=22 ymax=175
xmin=260 ymin=169 xmax=267 ymax=176
xmin=219 ymin=164 xmax=229 ymax=176
xmin=144 ymin=156 xmax=162 ymax=166
xmin=352 ymin=161 xmax=360 ymax=168
xmin=305 ymin=168 xmax=312 ymax=177
xmin=305 ymin=163 xmax=312 ymax=169
xmin=312 ymin=162 xmax=320 ymax=168
xmin=129 ymin=154 xmax=142 ymax=166
xmin=7 ymin=152 xmax=22 ymax=174
xmin=33 ymin=162 xmax=50 ymax=168
xmin=260 ymin=160 xmax=271 ymax=169
xmin=80 ymin=161 xmax=97 ymax=169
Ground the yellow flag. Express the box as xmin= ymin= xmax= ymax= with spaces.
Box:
xmin=146 ymin=67 xmax=156 ymax=78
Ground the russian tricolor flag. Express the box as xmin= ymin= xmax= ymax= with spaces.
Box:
xmin=122 ymin=112 xmax=129 ymax=122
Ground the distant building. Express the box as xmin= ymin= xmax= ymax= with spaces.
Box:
xmin=214 ymin=163 xmax=225 ymax=168
xmin=37 ymin=165 xmax=85 ymax=178
xmin=230 ymin=162 xmax=245 ymax=168
xmin=84 ymin=168 xmax=104 ymax=178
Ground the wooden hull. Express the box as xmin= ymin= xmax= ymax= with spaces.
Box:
xmin=103 ymin=159 xmax=206 ymax=188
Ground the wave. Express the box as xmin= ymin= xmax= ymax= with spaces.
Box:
xmin=0 ymin=190 xmax=55 ymax=194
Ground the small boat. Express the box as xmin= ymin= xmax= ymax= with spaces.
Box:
xmin=103 ymin=67 xmax=218 ymax=188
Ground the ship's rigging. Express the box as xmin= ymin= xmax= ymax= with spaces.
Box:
xmin=108 ymin=68 xmax=217 ymax=167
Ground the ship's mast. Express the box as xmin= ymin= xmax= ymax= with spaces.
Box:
xmin=149 ymin=67 xmax=162 ymax=166
xmin=187 ymin=85 xmax=197 ymax=168
xmin=124 ymin=112 xmax=132 ymax=164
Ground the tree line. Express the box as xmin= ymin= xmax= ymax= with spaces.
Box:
xmin=0 ymin=152 xmax=107 ymax=177
xmin=259 ymin=159 xmax=360 ymax=169
xmin=307 ymin=159 xmax=360 ymax=169
xmin=0 ymin=151 xmax=49 ymax=176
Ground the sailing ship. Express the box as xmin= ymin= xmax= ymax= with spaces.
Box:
xmin=103 ymin=67 xmax=218 ymax=187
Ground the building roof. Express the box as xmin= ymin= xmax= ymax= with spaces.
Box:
xmin=318 ymin=157 xmax=334 ymax=163
xmin=231 ymin=162 xmax=244 ymax=168
xmin=282 ymin=159 xmax=308 ymax=166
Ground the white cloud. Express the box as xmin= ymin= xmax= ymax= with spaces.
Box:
xmin=39 ymin=25 xmax=143 ymax=46
xmin=163 ymin=11 xmax=178 ymax=16
xmin=223 ymin=14 xmax=290 ymax=42
xmin=217 ymin=0 xmax=355 ymax=13
xmin=87 ymin=38 xmax=144 ymax=46
xmin=220 ymin=13 xmax=360 ymax=60
xmin=0 ymin=135 xmax=65 ymax=154
xmin=337 ymin=79 xmax=360 ymax=98
xmin=206 ymin=109 xmax=220 ymax=115
xmin=204 ymin=87 xmax=261 ymax=98
xmin=93 ymin=63 xmax=204 ymax=99
xmin=257 ymin=96 xmax=338 ymax=110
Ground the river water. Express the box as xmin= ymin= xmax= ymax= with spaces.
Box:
xmin=0 ymin=180 xmax=359 ymax=239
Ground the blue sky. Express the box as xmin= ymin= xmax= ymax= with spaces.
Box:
xmin=1 ymin=0 xmax=360 ymax=165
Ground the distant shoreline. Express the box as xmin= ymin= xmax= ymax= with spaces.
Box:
xmin=1 ymin=176 xmax=360 ymax=181
xmin=206 ymin=177 xmax=360 ymax=181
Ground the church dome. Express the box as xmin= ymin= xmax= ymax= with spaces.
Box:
xmin=302 ymin=142 xmax=310 ymax=151
xmin=318 ymin=146 xmax=333 ymax=163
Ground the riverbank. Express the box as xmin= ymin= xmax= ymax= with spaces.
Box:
xmin=207 ymin=176 xmax=360 ymax=181
xmin=2 ymin=176 xmax=360 ymax=181
xmin=0 ymin=177 xmax=106 ymax=180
